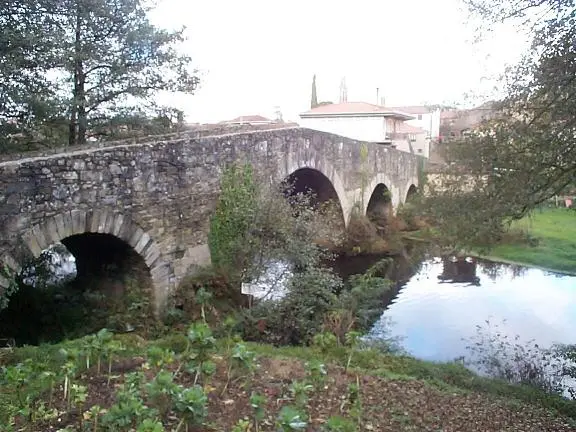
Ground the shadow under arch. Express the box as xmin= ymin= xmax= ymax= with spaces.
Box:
xmin=283 ymin=167 xmax=346 ymax=228
xmin=405 ymin=184 xmax=418 ymax=203
xmin=0 ymin=209 xmax=173 ymax=316
xmin=366 ymin=183 xmax=392 ymax=228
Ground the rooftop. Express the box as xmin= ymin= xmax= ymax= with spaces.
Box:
xmin=300 ymin=102 xmax=414 ymax=120
xmin=221 ymin=115 xmax=274 ymax=124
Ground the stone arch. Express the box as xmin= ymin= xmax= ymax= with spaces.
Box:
xmin=362 ymin=173 xmax=401 ymax=215
xmin=280 ymin=158 xmax=351 ymax=226
xmin=405 ymin=184 xmax=419 ymax=203
xmin=365 ymin=183 xmax=393 ymax=227
xmin=0 ymin=209 xmax=173 ymax=316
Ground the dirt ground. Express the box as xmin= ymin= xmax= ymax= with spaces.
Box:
xmin=31 ymin=355 xmax=576 ymax=432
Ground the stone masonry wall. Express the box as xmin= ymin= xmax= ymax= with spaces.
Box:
xmin=0 ymin=127 xmax=423 ymax=314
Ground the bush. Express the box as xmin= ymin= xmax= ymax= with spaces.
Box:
xmin=464 ymin=320 xmax=566 ymax=395
xmin=242 ymin=266 xmax=342 ymax=345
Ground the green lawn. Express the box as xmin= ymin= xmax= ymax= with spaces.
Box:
xmin=486 ymin=208 xmax=576 ymax=274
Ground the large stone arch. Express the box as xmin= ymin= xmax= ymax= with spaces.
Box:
xmin=0 ymin=209 xmax=173 ymax=316
xmin=280 ymin=157 xmax=352 ymax=226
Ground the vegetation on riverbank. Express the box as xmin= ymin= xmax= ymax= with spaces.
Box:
xmin=1 ymin=326 xmax=576 ymax=431
xmin=486 ymin=208 xmax=576 ymax=274
xmin=404 ymin=208 xmax=576 ymax=274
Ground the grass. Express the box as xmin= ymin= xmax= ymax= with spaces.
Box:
xmin=487 ymin=208 xmax=576 ymax=274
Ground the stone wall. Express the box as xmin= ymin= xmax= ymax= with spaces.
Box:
xmin=0 ymin=127 xmax=422 ymax=314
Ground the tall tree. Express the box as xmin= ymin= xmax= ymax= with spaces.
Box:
xmin=0 ymin=0 xmax=67 ymax=152
xmin=422 ymin=0 xmax=576 ymax=248
xmin=62 ymin=0 xmax=199 ymax=145
xmin=0 ymin=0 xmax=199 ymax=151
xmin=311 ymin=74 xmax=318 ymax=109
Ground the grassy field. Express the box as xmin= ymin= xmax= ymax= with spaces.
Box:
xmin=486 ymin=208 xmax=576 ymax=274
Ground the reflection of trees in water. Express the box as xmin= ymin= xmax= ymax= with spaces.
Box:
xmin=438 ymin=256 xmax=480 ymax=285
xmin=480 ymin=260 xmax=528 ymax=281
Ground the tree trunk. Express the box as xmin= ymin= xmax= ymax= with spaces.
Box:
xmin=77 ymin=61 xmax=87 ymax=145
xmin=69 ymin=1 xmax=84 ymax=146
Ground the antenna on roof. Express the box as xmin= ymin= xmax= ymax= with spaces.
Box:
xmin=376 ymin=88 xmax=380 ymax=105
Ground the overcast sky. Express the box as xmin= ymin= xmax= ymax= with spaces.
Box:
xmin=150 ymin=0 xmax=528 ymax=123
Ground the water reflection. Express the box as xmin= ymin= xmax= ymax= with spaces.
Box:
xmin=369 ymin=257 xmax=576 ymax=364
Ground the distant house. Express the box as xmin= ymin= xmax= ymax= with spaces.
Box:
xmin=220 ymin=115 xmax=275 ymax=126
xmin=439 ymin=102 xmax=498 ymax=141
xmin=389 ymin=105 xmax=441 ymax=141
xmin=298 ymin=101 xmax=430 ymax=157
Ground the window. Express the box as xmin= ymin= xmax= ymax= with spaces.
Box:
xmin=417 ymin=114 xmax=423 ymax=120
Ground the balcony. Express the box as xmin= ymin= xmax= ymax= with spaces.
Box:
xmin=387 ymin=132 xmax=416 ymax=142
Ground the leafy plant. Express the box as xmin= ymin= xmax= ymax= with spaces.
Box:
xmin=137 ymin=419 xmax=165 ymax=432
xmin=194 ymin=287 xmax=213 ymax=323
xmin=174 ymin=385 xmax=208 ymax=430
xmin=289 ymin=380 xmax=314 ymax=409
xmin=276 ymin=405 xmax=308 ymax=431
xmin=305 ymin=359 xmax=327 ymax=390
xmin=146 ymin=346 xmax=176 ymax=370
xmin=312 ymin=332 xmax=338 ymax=354
xmin=249 ymin=392 xmax=266 ymax=431
xmin=146 ymin=371 xmax=178 ymax=417
xmin=231 ymin=418 xmax=251 ymax=432
xmin=324 ymin=415 xmax=356 ymax=432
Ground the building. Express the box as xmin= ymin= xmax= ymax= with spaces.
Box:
xmin=389 ymin=105 xmax=441 ymax=140
xmin=439 ymin=102 xmax=498 ymax=141
xmin=220 ymin=115 xmax=275 ymax=126
xmin=299 ymin=101 xmax=430 ymax=157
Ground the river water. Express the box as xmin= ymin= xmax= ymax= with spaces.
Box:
xmin=365 ymin=255 xmax=576 ymax=364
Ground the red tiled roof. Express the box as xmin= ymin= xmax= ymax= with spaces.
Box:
xmin=300 ymin=102 xmax=413 ymax=119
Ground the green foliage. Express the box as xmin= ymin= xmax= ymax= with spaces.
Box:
xmin=0 ymin=0 xmax=199 ymax=151
xmin=324 ymin=415 xmax=356 ymax=432
xmin=244 ymin=266 xmax=342 ymax=345
xmin=305 ymin=359 xmax=327 ymax=389
xmin=276 ymin=405 xmax=308 ymax=431
xmin=421 ymin=0 xmax=576 ymax=248
xmin=0 ymin=266 xmax=18 ymax=312
xmin=208 ymin=163 xmax=258 ymax=279
xmin=174 ymin=385 xmax=208 ymax=427
xmin=289 ymin=380 xmax=313 ymax=409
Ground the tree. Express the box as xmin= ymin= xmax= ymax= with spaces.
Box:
xmin=310 ymin=74 xmax=318 ymax=109
xmin=62 ymin=0 xmax=199 ymax=145
xmin=0 ymin=0 xmax=68 ymax=153
xmin=0 ymin=0 xmax=199 ymax=151
xmin=422 ymin=0 xmax=576 ymax=248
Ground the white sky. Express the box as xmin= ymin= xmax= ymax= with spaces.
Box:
xmin=150 ymin=0 xmax=528 ymax=123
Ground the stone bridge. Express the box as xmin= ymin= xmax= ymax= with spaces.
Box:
xmin=0 ymin=127 xmax=423 ymax=314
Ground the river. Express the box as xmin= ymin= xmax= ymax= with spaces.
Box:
xmin=359 ymin=254 xmax=576 ymax=365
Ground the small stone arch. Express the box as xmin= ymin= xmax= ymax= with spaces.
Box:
xmin=405 ymin=183 xmax=419 ymax=203
xmin=0 ymin=209 xmax=173 ymax=316
xmin=362 ymin=173 xmax=400 ymax=215
xmin=280 ymin=157 xmax=351 ymax=226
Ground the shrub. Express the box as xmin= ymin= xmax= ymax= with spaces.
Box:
xmin=465 ymin=320 xmax=566 ymax=395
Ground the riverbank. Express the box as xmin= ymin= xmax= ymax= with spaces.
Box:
xmin=1 ymin=330 xmax=575 ymax=431
xmin=486 ymin=208 xmax=576 ymax=274
xmin=405 ymin=208 xmax=576 ymax=274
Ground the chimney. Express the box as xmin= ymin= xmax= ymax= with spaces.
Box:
xmin=380 ymin=96 xmax=386 ymax=107
xmin=376 ymin=88 xmax=379 ymax=105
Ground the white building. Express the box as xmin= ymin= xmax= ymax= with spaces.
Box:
xmin=389 ymin=105 xmax=441 ymax=141
xmin=299 ymin=102 xmax=430 ymax=157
